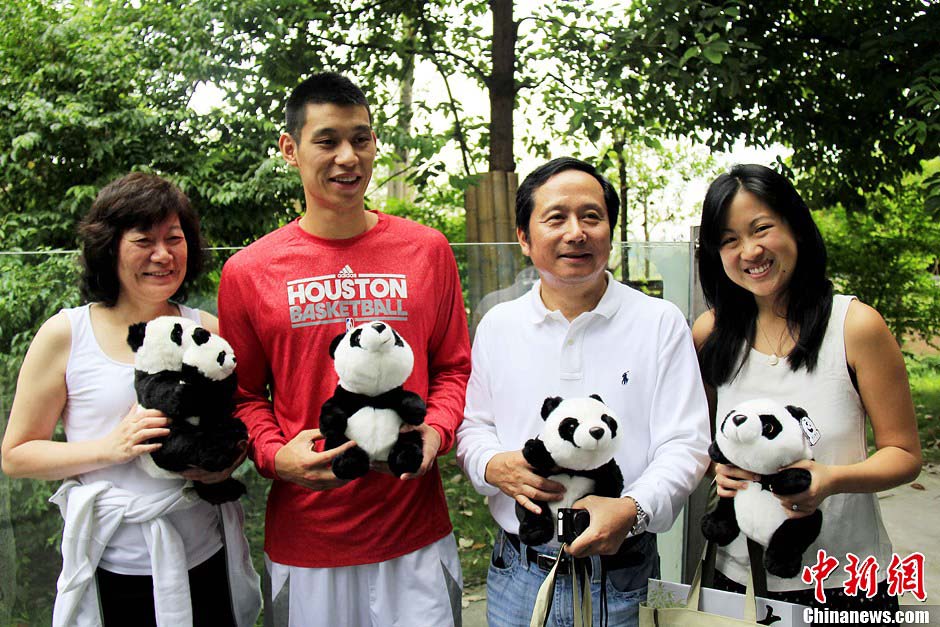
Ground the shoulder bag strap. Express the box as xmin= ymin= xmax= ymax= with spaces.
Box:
xmin=530 ymin=544 xmax=593 ymax=627
xmin=745 ymin=539 xmax=768 ymax=599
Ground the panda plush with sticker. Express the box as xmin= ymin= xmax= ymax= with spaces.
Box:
xmin=701 ymin=398 xmax=822 ymax=578
xmin=516 ymin=394 xmax=624 ymax=546
xmin=320 ymin=321 xmax=427 ymax=480
xmin=127 ymin=316 xmax=248 ymax=504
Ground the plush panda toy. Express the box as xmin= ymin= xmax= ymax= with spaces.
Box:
xmin=320 ymin=321 xmax=427 ymax=480
xmin=127 ymin=317 xmax=248 ymax=504
xmin=701 ymin=398 xmax=822 ymax=578
xmin=516 ymin=394 xmax=624 ymax=546
xmin=127 ymin=316 xmax=195 ymax=416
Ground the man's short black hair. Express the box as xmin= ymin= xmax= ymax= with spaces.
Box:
xmin=515 ymin=157 xmax=620 ymax=240
xmin=285 ymin=72 xmax=372 ymax=139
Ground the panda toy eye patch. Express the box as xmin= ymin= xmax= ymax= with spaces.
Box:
xmin=759 ymin=413 xmax=782 ymax=439
xmin=349 ymin=328 xmax=363 ymax=347
xmin=558 ymin=417 xmax=580 ymax=445
xmin=719 ymin=411 xmax=744 ymax=433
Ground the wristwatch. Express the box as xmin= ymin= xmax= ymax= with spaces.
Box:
xmin=625 ymin=496 xmax=649 ymax=536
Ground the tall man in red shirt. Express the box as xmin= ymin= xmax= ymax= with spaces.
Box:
xmin=218 ymin=73 xmax=471 ymax=626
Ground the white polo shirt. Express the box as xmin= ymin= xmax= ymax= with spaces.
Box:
xmin=457 ymin=273 xmax=710 ymax=536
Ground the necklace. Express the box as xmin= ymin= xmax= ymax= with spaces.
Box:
xmin=758 ymin=318 xmax=789 ymax=366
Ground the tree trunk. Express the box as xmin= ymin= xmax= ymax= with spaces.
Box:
xmin=489 ymin=0 xmax=516 ymax=172
xmin=615 ymin=136 xmax=630 ymax=282
xmin=388 ymin=18 xmax=416 ymax=201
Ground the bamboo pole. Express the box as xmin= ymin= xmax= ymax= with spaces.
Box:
xmin=478 ymin=173 xmax=498 ymax=297
xmin=465 ymin=184 xmax=481 ymax=327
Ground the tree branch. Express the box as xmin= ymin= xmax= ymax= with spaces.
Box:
xmin=302 ymin=29 xmax=488 ymax=84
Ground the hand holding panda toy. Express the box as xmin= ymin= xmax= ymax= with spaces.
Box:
xmin=127 ymin=316 xmax=248 ymax=504
xmin=701 ymin=398 xmax=822 ymax=578
xmin=319 ymin=321 xmax=427 ymax=480
xmin=516 ymin=395 xmax=624 ymax=547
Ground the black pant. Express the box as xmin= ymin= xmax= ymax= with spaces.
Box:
xmin=96 ymin=549 xmax=236 ymax=627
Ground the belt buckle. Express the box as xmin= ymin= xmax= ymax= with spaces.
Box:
xmin=536 ymin=553 xmax=557 ymax=571
xmin=537 ymin=552 xmax=571 ymax=574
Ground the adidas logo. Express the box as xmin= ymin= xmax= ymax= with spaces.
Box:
xmin=337 ymin=265 xmax=355 ymax=278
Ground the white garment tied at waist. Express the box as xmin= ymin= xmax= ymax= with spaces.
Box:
xmin=50 ymin=479 xmax=261 ymax=627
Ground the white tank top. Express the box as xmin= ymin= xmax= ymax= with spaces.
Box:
xmin=62 ymin=304 xmax=222 ymax=575
xmin=715 ymin=295 xmax=893 ymax=591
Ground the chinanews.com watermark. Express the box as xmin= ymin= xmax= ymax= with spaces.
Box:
xmin=803 ymin=607 xmax=935 ymax=625
xmin=800 ymin=550 xmax=936 ymax=625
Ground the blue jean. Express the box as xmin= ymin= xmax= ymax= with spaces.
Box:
xmin=486 ymin=530 xmax=658 ymax=627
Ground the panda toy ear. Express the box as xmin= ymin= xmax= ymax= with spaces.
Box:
xmin=328 ymin=332 xmax=346 ymax=360
xmin=170 ymin=322 xmax=184 ymax=346
xmin=191 ymin=327 xmax=211 ymax=346
xmin=589 ymin=393 xmax=605 ymax=404
xmin=127 ymin=322 xmax=147 ymax=352
xmin=540 ymin=396 xmax=563 ymax=420
xmin=785 ymin=405 xmax=808 ymax=421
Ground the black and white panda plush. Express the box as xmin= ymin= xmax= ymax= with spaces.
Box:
xmin=127 ymin=317 xmax=248 ymax=504
xmin=127 ymin=316 xmax=195 ymax=417
xmin=701 ymin=398 xmax=822 ymax=578
xmin=516 ymin=394 xmax=624 ymax=546
xmin=320 ymin=321 xmax=427 ymax=480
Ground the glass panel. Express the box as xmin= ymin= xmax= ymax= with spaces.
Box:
xmin=0 ymin=241 xmax=694 ymax=620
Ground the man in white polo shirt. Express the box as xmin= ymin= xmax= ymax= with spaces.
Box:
xmin=456 ymin=157 xmax=710 ymax=626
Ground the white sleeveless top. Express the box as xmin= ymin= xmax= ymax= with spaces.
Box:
xmin=715 ymin=295 xmax=893 ymax=591
xmin=61 ymin=304 xmax=222 ymax=575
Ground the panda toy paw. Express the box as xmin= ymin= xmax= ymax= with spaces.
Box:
xmin=397 ymin=393 xmax=427 ymax=425
xmin=319 ymin=400 xmax=349 ymax=438
xmin=194 ymin=478 xmax=248 ymax=505
xmin=192 ymin=424 xmax=248 ymax=472
xmin=702 ymin=511 xmax=740 ymax=546
xmin=332 ymin=445 xmax=372 ymax=480
xmin=387 ymin=430 xmax=423 ymax=476
xmin=521 ymin=438 xmax=556 ymax=472
xmin=769 ymin=467 xmax=813 ymax=495
xmin=764 ymin=549 xmax=804 ymax=579
xmin=517 ymin=502 xmax=554 ymax=547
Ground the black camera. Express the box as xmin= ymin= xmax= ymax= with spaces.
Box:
xmin=556 ymin=508 xmax=590 ymax=544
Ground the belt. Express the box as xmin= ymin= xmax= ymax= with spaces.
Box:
xmin=505 ymin=532 xmax=578 ymax=574
xmin=505 ymin=533 xmax=646 ymax=575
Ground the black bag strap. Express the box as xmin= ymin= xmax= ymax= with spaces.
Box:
xmin=746 ymin=538 xmax=769 ymax=599
xmin=700 ymin=539 xmax=717 ymax=588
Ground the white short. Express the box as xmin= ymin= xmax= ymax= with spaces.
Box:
xmin=263 ymin=534 xmax=463 ymax=627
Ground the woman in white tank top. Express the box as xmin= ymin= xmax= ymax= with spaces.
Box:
xmin=691 ymin=165 xmax=921 ymax=610
xmin=1 ymin=173 xmax=257 ymax=626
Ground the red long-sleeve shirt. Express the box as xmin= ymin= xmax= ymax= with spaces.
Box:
xmin=218 ymin=213 xmax=470 ymax=567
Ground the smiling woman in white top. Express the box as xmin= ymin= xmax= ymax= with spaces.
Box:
xmin=1 ymin=172 xmax=259 ymax=626
xmin=692 ymin=164 xmax=922 ymax=610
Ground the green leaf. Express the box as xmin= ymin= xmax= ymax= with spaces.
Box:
xmin=679 ymin=46 xmax=701 ymax=67
xmin=702 ymin=45 xmax=724 ymax=64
